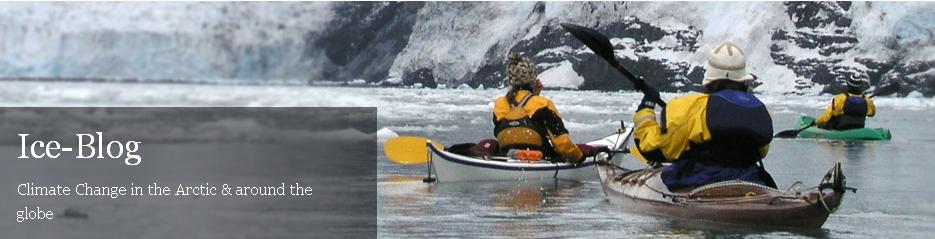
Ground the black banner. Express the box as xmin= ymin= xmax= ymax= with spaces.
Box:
xmin=0 ymin=107 xmax=377 ymax=238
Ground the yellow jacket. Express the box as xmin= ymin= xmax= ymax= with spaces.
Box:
xmin=815 ymin=93 xmax=876 ymax=127
xmin=494 ymin=90 xmax=583 ymax=161
xmin=632 ymin=93 xmax=770 ymax=163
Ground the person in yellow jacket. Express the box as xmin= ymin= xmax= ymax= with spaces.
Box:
xmin=815 ymin=75 xmax=876 ymax=130
xmin=492 ymin=52 xmax=604 ymax=163
xmin=631 ymin=42 xmax=776 ymax=189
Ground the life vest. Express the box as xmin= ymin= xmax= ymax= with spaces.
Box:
xmin=842 ymin=94 xmax=869 ymax=116
xmin=831 ymin=93 xmax=869 ymax=130
xmin=685 ymin=90 xmax=772 ymax=166
xmin=495 ymin=93 xmax=544 ymax=150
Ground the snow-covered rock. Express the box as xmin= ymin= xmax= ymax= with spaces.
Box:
xmin=377 ymin=2 xmax=933 ymax=96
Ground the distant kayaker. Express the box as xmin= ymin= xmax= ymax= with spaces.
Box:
xmin=491 ymin=52 xmax=605 ymax=163
xmin=815 ymin=75 xmax=876 ymax=130
xmin=630 ymin=42 xmax=776 ymax=189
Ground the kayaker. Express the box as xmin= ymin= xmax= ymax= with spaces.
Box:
xmin=630 ymin=42 xmax=776 ymax=189
xmin=492 ymin=52 xmax=604 ymax=163
xmin=815 ymin=75 xmax=876 ymax=130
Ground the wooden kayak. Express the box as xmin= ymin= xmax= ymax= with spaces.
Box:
xmin=596 ymin=155 xmax=851 ymax=229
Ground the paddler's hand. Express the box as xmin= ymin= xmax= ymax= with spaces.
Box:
xmin=577 ymin=144 xmax=609 ymax=158
xmin=594 ymin=145 xmax=611 ymax=154
xmin=638 ymin=87 xmax=661 ymax=111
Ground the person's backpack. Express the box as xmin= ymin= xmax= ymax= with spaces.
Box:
xmin=496 ymin=94 xmax=544 ymax=150
xmin=842 ymin=94 xmax=868 ymax=117
xmin=835 ymin=94 xmax=868 ymax=130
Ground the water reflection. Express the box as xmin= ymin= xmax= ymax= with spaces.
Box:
xmin=380 ymin=176 xmax=434 ymax=217
xmin=652 ymin=217 xmax=833 ymax=238
xmin=824 ymin=141 xmax=871 ymax=162
xmin=822 ymin=140 xmax=876 ymax=182
xmin=491 ymin=180 xmax=584 ymax=212
xmin=379 ymin=177 xmax=587 ymax=237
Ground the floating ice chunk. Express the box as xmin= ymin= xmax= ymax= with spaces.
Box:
xmin=348 ymin=79 xmax=367 ymax=85
xmin=377 ymin=127 xmax=399 ymax=143
xmin=385 ymin=77 xmax=402 ymax=84
xmin=538 ymin=60 xmax=584 ymax=89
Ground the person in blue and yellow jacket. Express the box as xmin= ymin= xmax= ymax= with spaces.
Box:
xmin=492 ymin=52 xmax=604 ymax=163
xmin=815 ymin=76 xmax=876 ymax=130
xmin=631 ymin=42 xmax=776 ymax=190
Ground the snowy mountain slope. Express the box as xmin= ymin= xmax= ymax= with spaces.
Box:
xmin=0 ymin=2 xmax=931 ymax=96
xmin=383 ymin=1 xmax=933 ymax=96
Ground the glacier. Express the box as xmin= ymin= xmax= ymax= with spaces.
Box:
xmin=0 ymin=1 xmax=931 ymax=96
xmin=0 ymin=2 xmax=333 ymax=82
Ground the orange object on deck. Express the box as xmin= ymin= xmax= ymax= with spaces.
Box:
xmin=508 ymin=149 xmax=543 ymax=161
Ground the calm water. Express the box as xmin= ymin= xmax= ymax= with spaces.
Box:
xmin=376 ymin=88 xmax=935 ymax=238
xmin=0 ymin=81 xmax=932 ymax=238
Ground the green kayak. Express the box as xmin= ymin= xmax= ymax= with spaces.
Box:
xmin=794 ymin=116 xmax=891 ymax=140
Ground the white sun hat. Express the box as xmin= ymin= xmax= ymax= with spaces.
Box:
xmin=703 ymin=41 xmax=757 ymax=86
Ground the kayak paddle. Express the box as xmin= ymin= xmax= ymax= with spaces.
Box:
xmin=560 ymin=23 xmax=666 ymax=107
xmin=774 ymin=120 xmax=815 ymax=138
xmin=383 ymin=136 xmax=444 ymax=165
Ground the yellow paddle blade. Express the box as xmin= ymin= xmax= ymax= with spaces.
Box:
xmin=629 ymin=146 xmax=649 ymax=164
xmin=383 ymin=136 xmax=444 ymax=165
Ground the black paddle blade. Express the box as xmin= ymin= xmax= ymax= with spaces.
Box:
xmin=775 ymin=119 xmax=815 ymax=138
xmin=560 ymin=23 xmax=645 ymax=89
xmin=560 ymin=23 xmax=618 ymax=65
xmin=773 ymin=130 xmax=800 ymax=138
xmin=560 ymin=22 xmax=664 ymax=107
